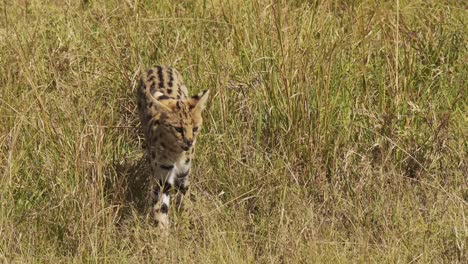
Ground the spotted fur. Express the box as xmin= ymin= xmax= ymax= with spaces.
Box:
xmin=137 ymin=66 xmax=209 ymax=227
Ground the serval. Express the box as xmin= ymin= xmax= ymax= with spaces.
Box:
xmin=136 ymin=65 xmax=209 ymax=228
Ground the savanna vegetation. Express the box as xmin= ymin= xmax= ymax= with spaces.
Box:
xmin=0 ymin=0 xmax=466 ymax=262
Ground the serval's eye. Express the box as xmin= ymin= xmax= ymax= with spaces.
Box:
xmin=174 ymin=127 xmax=183 ymax=133
xmin=193 ymin=127 xmax=198 ymax=132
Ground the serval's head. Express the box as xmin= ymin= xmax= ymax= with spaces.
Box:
xmin=149 ymin=90 xmax=210 ymax=152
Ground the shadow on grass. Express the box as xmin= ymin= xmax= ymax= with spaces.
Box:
xmin=105 ymin=155 xmax=151 ymax=224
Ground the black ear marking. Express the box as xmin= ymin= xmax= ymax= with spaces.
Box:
xmin=193 ymin=90 xmax=207 ymax=99
xmin=189 ymin=90 xmax=210 ymax=110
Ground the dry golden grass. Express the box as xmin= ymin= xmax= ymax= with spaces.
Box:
xmin=0 ymin=0 xmax=466 ymax=263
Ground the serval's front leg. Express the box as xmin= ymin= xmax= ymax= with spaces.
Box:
xmin=175 ymin=173 xmax=190 ymax=195
xmin=175 ymin=154 xmax=191 ymax=195
xmin=151 ymin=164 xmax=175 ymax=228
xmin=174 ymin=159 xmax=191 ymax=211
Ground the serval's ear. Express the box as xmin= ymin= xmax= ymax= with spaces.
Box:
xmin=189 ymin=90 xmax=210 ymax=112
xmin=147 ymin=91 xmax=176 ymax=112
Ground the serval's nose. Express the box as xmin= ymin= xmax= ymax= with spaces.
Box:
xmin=182 ymin=139 xmax=193 ymax=151
xmin=184 ymin=139 xmax=193 ymax=147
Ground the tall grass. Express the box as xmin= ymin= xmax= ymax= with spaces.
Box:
xmin=0 ymin=0 xmax=466 ymax=262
